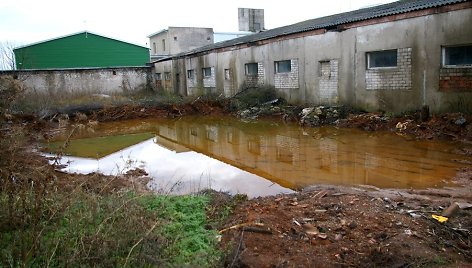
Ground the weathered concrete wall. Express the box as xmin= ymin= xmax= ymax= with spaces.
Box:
xmin=149 ymin=27 xmax=214 ymax=57
xmin=353 ymin=8 xmax=472 ymax=113
xmin=238 ymin=8 xmax=265 ymax=32
xmin=154 ymin=6 xmax=472 ymax=113
xmin=0 ymin=67 xmax=152 ymax=95
xmin=154 ymin=61 xmax=173 ymax=93
xmin=169 ymin=27 xmax=213 ymax=55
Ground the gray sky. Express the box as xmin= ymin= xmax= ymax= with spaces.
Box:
xmin=0 ymin=0 xmax=396 ymax=47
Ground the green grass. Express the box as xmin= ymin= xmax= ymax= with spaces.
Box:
xmin=141 ymin=194 xmax=222 ymax=267
xmin=0 ymin=189 xmax=224 ymax=267
xmin=44 ymin=132 xmax=155 ymax=158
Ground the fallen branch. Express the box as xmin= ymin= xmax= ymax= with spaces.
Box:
xmin=242 ymin=226 xmax=272 ymax=234
xmin=124 ymin=221 xmax=159 ymax=267
xmin=219 ymin=222 xmax=265 ymax=234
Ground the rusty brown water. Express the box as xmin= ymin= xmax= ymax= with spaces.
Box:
xmin=45 ymin=115 xmax=471 ymax=196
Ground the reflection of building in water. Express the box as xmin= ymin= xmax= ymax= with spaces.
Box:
xmin=153 ymin=136 xmax=190 ymax=153
xmin=319 ymin=138 xmax=337 ymax=172
xmin=276 ymin=135 xmax=299 ymax=164
xmin=154 ymin=118 xmax=464 ymax=189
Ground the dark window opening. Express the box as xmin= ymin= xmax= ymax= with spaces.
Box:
xmin=187 ymin=69 xmax=195 ymax=79
xmin=155 ymin=73 xmax=162 ymax=80
xmin=202 ymin=67 xmax=212 ymax=77
xmin=443 ymin=45 xmax=472 ymax=66
xmin=275 ymin=60 xmax=291 ymax=73
xmin=112 ymin=70 xmax=116 ymax=75
xmin=245 ymin=63 xmax=258 ymax=75
xmin=367 ymin=49 xmax=397 ymax=69
xmin=174 ymin=36 xmax=177 ymax=41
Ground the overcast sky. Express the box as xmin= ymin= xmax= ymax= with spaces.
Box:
xmin=1 ymin=0 xmax=396 ymax=47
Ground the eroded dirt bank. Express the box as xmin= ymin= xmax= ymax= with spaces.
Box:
xmin=3 ymin=100 xmax=472 ymax=267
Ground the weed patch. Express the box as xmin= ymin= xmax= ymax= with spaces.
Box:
xmin=142 ymin=194 xmax=222 ymax=267
xmin=229 ymin=85 xmax=278 ymax=111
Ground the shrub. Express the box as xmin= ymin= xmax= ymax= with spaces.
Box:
xmin=230 ymin=85 xmax=278 ymax=111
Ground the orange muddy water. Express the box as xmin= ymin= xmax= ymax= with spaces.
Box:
xmin=45 ymin=116 xmax=471 ymax=196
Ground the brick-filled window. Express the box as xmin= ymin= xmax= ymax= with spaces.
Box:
xmin=367 ymin=50 xmax=398 ymax=69
xmin=224 ymin=69 xmax=231 ymax=80
xmin=365 ymin=48 xmax=411 ymax=91
xmin=442 ymin=45 xmax=472 ymax=67
xmin=275 ymin=60 xmax=291 ymax=73
xmin=202 ymin=67 xmax=212 ymax=77
xmin=245 ymin=63 xmax=258 ymax=75
xmin=164 ymin=72 xmax=171 ymax=80
xmin=187 ymin=69 xmax=195 ymax=79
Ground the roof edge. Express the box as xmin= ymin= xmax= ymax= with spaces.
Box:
xmin=14 ymin=31 xmax=149 ymax=50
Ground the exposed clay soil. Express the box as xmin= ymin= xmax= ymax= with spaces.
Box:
xmin=4 ymin=101 xmax=472 ymax=267
xmin=219 ymin=180 xmax=472 ymax=267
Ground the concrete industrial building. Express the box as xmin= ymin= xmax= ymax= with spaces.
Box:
xmin=238 ymin=8 xmax=265 ymax=32
xmin=148 ymin=27 xmax=253 ymax=61
xmin=6 ymin=32 xmax=152 ymax=95
xmin=148 ymin=27 xmax=214 ymax=61
xmin=153 ymin=0 xmax=472 ymax=114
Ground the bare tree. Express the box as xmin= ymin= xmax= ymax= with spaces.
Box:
xmin=0 ymin=41 xmax=19 ymax=70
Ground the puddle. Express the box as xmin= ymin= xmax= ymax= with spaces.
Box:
xmin=44 ymin=116 xmax=472 ymax=197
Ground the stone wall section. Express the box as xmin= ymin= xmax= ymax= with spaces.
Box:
xmin=274 ymin=59 xmax=299 ymax=89
xmin=366 ymin=47 xmax=412 ymax=90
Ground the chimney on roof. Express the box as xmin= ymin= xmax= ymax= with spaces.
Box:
xmin=238 ymin=8 xmax=265 ymax=32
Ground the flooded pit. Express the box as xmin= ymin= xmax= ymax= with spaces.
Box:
xmin=43 ymin=116 xmax=472 ymax=197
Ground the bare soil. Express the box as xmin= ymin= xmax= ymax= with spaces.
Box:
xmin=3 ymin=101 xmax=472 ymax=267
xmin=219 ymin=181 xmax=472 ymax=267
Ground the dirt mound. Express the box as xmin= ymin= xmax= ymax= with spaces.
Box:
xmin=85 ymin=99 xmax=227 ymax=121
xmin=338 ymin=112 xmax=472 ymax=142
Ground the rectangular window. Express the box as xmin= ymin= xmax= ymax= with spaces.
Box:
xmin=162 ymin=39 xmax=166 ymax=51
xmin=202 ymin=67 xmax=212 ymax=77
xmin=367 ymin=49 xmax=397 ymax=69
xmin=164 ymin=72 xmax=171 ymax=80
xmin=155 ymin=73 xmax=162 ymax=80
xmin=443 ymin=45 xmax=472 ymax=67
xmin=245 ymin=63 xmax=258 ymax=75
xmin=187 ymin=69 xmax=195 ymax=79
xmin=247 ymin=138 xmax=261 ymax=155
xmin=275 ymin=60 xmax=291 ymax=73
xmin=152 ymin=42 xmax=156 ymax=54
xmin=224 ymin=69 xmax=231 ymax=80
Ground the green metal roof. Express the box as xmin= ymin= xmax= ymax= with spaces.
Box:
xmin=14 ymin=31 xmax=150 ymax=69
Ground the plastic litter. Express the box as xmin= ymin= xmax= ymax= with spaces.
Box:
xmin=432 ymin=214 xmax=448 ymax=223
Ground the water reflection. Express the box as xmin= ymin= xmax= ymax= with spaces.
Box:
xmin=49 ymin=137 xmax=295 ymax=198
xmin=46 ymin=116 xmax=471 ymax=196
xmin=152 ymin=117 xmax=469 ymax=189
